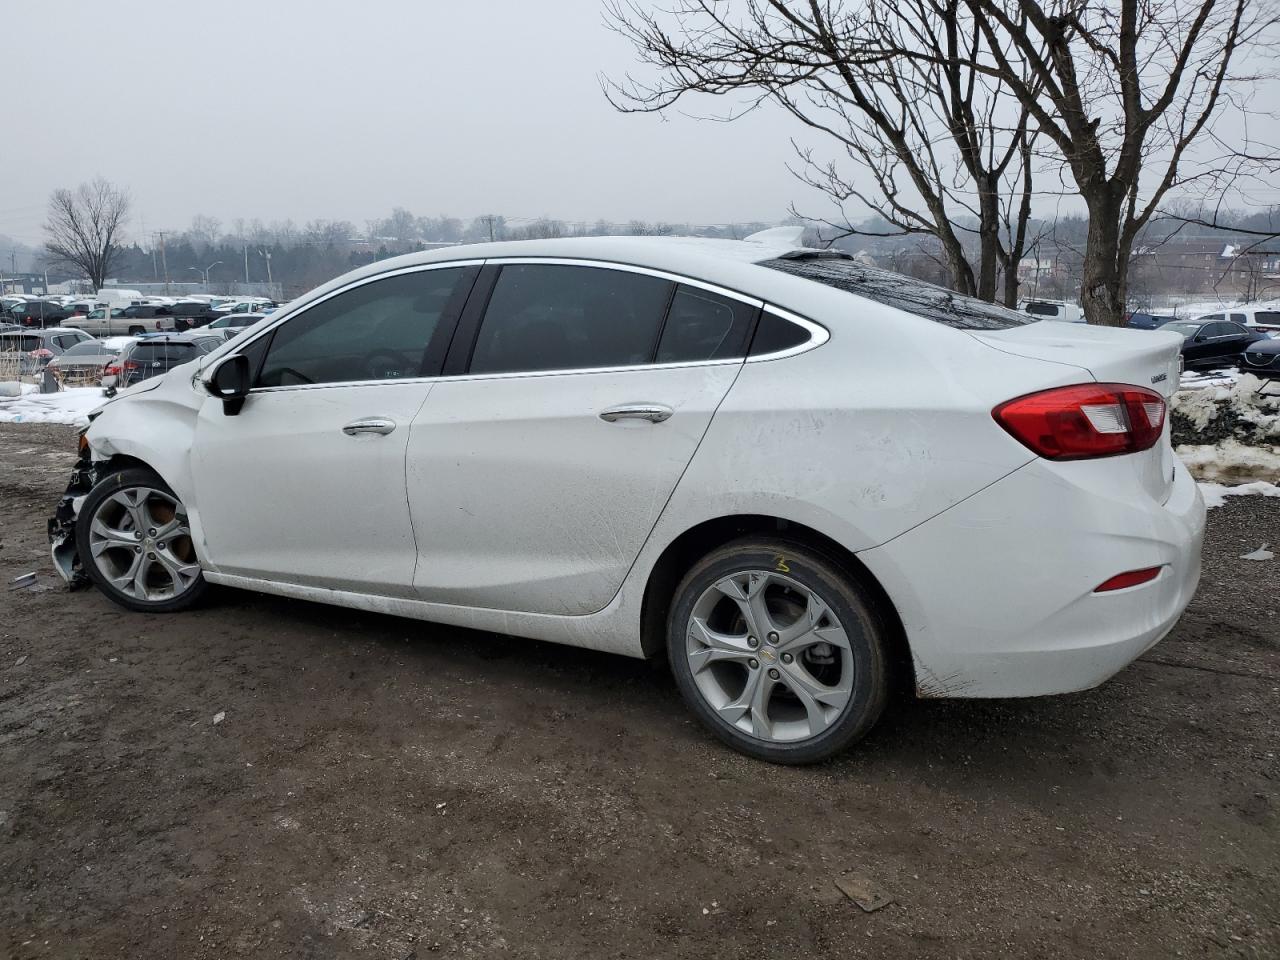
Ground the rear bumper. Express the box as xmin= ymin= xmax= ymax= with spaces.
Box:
xmin=859 ymin=455 xmax=1206 ymax=698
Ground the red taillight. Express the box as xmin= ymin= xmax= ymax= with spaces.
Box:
xmin=123 ymin=360 xmax=141 ymax=370
xmin=993 ymin=383 xmax=1166 ymax=460
xmin=104 ymin=363 xmax=120 ymax=376
xmin=1094 ymin=566 xmax=1163 ymax=592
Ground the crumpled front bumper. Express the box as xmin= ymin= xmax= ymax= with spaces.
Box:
xmin=47 ymin=445 xmax=99 ymax=588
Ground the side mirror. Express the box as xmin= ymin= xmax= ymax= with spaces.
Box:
xmin=203 ymin=353 xmax=251 ymax=415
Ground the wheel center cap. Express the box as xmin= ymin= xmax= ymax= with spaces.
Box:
xmin=759 ymin=646 xmax=777 ymax=663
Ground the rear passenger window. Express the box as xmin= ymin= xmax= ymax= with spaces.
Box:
xmin=749 ymin=311 xmax=810 ymax=356
xmin=1230 ymin=313 xmax=1247 ymax=323
xmin=469 ymin=264 xmax=672 ymax=374
xmin=257 ymin=267 xmax=470 ymax=387
xmin=655 ymin=286 xmax=756 ymax=363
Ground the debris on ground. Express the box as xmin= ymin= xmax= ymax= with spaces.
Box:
xmin=834 ymin=873 xmax=895 ymax=913
xmin=212 ymin=711 xmax=226 ymax=725
xmin=8 ymin=572 xmax=36 ymax=591
xmin=1240 ymin=543 xmax=1274 ymax=561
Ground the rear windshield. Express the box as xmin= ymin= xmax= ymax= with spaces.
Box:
xmin=130 ymin=343 xmax=198 ymax=363
xmin=759 ymin=257 xmax=1036 ymax=330
xmin=0 ymin=335 xmax=41 ymax=351
xmin=1024 ymin=302 xmax=1060 ymax=316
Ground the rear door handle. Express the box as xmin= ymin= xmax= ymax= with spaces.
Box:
xmin=599 ymin=404 xmax=673 ymax=424
xmin=342 ymin=417 xmax=396 ymax=436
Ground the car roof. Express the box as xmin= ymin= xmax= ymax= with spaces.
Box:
xmin=270 ymin=232 xmax=872 ymax=323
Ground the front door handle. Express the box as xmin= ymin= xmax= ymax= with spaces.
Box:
xmin=599 ymin=404 xmax=673 ymax=424
xmin=342 ymin=417 xmax=396 ymax=436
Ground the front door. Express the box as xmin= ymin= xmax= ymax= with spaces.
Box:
xmin=191 ymin=264 xmax=476 ymax=596
xmin=406 ymin=262 xmax=759 ymax=615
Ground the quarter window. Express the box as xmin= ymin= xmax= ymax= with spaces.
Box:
xmin=257 ymin=267 xmax=470 ymax=387
xmin=469 ymin=264 xmax=672 ymax=374
xmin=655 ymin=285 xmax=756 ymax=363
xmin=749 ymin=311 xmax=811 ymax=356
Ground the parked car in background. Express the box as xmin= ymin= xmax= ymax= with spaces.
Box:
xmin=1193 ymin=306 xmax=1280 ymax=334
xmin=1161 ymin=318 xmax=1267 ymax=370
xmin=65 ymin=304 xmax=175 ymax=337
xmin=170 ymin=301 xmax=224 ymax=330
xmin=6 ymin=299 xmax=72 ymax=328
xmin=0 ymin=327 xmax=94 ymax=373
xmin=207 ymin=312 xmax=265 ymax=338
xmin=109 ymin=332 xmax=223 ymax=389
xmin=46 ymin=337 xmax=136 ymax=386
xmin=51 ymin=234 xmax=1206 ymax=764
xmin=212 ymin=297 xmax=275 ymax=315
xmin=1017 ymin=299 xmax=1085 ymax=323
xmin=1239 ymin=337 xmax=1280 ymax=380
xmin=1126 ymin=311 xmax=1178 ymax=330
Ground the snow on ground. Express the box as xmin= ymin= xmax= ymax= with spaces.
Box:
xmin=1198 ymin=479 xmax=1280 ymax=509
xmin=1179 ymin=366 xmax=1239 ymax=389
xmin=1178 ymin=439 xmax=1280 ymax=482
xmin=0 ymin=387 xmax=106 ymax=426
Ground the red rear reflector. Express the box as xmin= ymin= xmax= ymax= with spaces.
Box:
xmin=1094 ymin=567 xmax=1163 ymax=592
xmin=993 ymin=383 xmax=1166 ymax=460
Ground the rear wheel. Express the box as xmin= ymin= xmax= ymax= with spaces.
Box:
xmin=667 ymin=539 xmax=889 ymax=764
xmin=75 ymin=467 xmax=207 ymax=613
xmin=127 ymin=325 xmax=144 ymax=335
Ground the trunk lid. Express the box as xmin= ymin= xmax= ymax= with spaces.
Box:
xmin=970 ymin=323 xmax=1183 ymax=503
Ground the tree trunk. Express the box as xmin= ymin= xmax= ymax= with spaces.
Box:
xmin=1080 ymin=198 xmax=1127 ymax=326
xmin=1001 ymin=253 xmax=1020 ymax=307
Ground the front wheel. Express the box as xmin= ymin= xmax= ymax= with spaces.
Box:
xmin=667 ymin=539 xmax=889 ymax=764
xmin=75 ymin=467 xmax=208 ymax=613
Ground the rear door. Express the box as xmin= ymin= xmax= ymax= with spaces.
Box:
xmin=406 ymin=261 xmax=758 ymax=615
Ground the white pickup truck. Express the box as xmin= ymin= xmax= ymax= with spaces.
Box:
xmin=64 ymin=304 xmax=177 ymax=337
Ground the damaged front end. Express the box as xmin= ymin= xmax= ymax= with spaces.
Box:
xmin=47 ymin=432 xmax=101 ymax=589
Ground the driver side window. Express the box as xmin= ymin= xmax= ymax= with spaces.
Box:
xmin=257 ymin=267 xmax=469 ymax=387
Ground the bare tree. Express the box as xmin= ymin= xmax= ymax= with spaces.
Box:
xmin=188 ymin=214 xmax=222 ymax=250
xmin=605 ymin=0 xmax=1045 ymax=306
xmin=43 ymin=177 xmax=131 ymax=290
xmin=608 ymin=0 xmax=1276 ymax=324
xmin=944 ymin=0 xmax=1277 ymax=324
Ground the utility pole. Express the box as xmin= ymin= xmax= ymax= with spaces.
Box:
xmin=260 ymin=249 xmax=273 ymax=287
xmin=157 ymin=231 xmax=169 ymax=295
xmin=244 ymin=244 xmax=249 ymax=285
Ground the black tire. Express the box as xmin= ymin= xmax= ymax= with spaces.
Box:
xmin=127 ymin=325 xmax=145 ymax=335
xmin=75 ymin=466 xmax=208 ymax=613
xmin=667 ymin=538 xmax=889 ymax=764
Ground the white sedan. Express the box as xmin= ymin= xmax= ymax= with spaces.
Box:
xmin=48 ymin=233 xmax=1205 ymax=763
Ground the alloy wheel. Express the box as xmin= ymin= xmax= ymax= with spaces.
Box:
xmin=685 ymin=570 xmax=854 ymax=743
xmin=87 ymin=486 xmax=201 ymax=602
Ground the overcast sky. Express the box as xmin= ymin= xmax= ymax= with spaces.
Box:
xmin=2 ymin=0 xmax=819 ymax=245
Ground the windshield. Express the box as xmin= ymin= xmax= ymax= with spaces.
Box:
xmin=1162 ymin=322 xmax=1200 ymax=338
xmin=760 ymin=256 xmax=1036 ymax=330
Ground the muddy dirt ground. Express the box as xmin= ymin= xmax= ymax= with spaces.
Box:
xmin=0 ymin=422 xmax=1276 ymax=959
